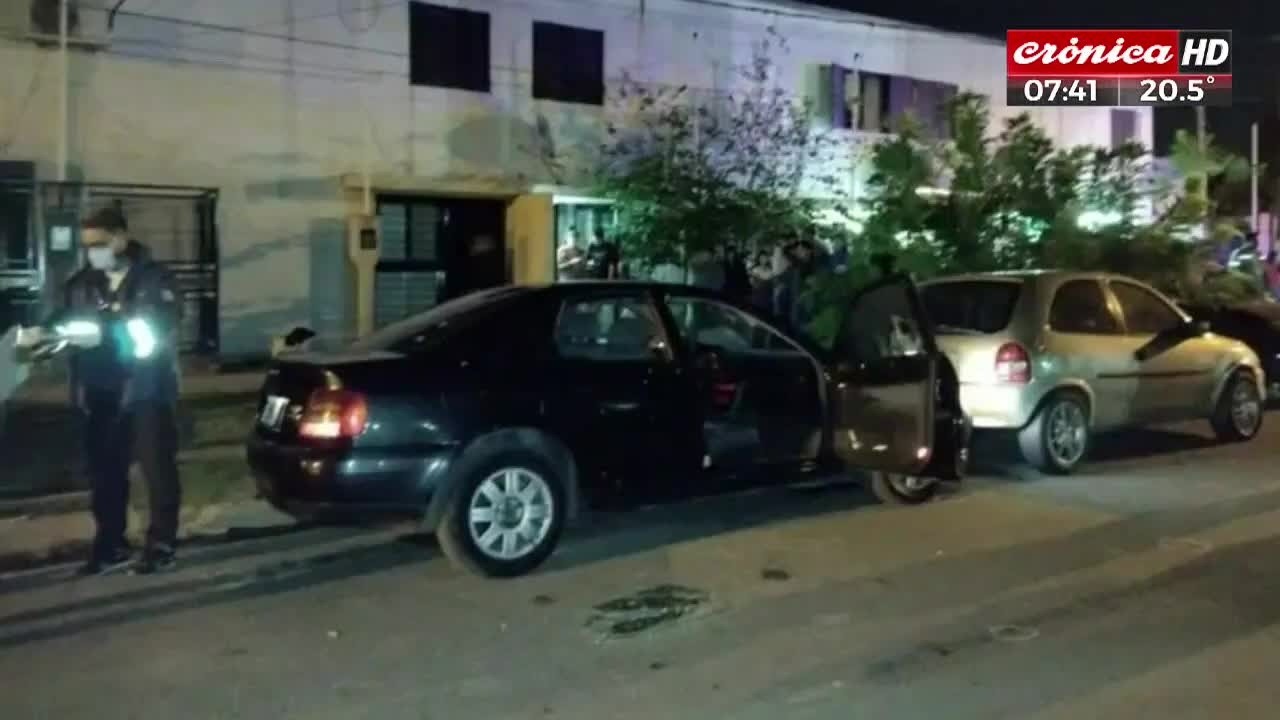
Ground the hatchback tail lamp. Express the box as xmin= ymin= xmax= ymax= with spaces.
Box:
xmin=994 ymin=343 xmax=1031 ymax=384
xmin=298 ymin=389 xmax=369 ymax=439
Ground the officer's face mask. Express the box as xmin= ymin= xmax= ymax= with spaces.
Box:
xmin=86 ymin=246 xmax=116 ymax=271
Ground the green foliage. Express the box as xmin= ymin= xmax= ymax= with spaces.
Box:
xmin=845 ymin=93 xmax=1265 ymax=315
xmin=596 ymin=29 xmax=842 ymax=270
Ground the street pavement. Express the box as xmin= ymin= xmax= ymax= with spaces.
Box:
xmin=4 ymin=415 xmax=1280 ymax=719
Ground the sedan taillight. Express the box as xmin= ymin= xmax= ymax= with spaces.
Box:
xmin=298 ymin=389 xmax=369 ymax=439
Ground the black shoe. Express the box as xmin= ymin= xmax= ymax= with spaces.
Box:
xmin=77 ymin=545 xmax=135 ymax=577
xmin=131 ymin=545 xmax=176 ymax=575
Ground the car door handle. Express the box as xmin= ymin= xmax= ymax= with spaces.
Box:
xmin=600 ymin=401 xmax=641 ymax=413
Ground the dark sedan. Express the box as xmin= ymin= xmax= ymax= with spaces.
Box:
xmin=1181 ymin=300 xmax=1280 ymax=398
xmin=247 ymin=277 xmax=970 ymax=577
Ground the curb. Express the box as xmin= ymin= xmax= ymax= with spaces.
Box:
xmin=0 ymin=491 xmax=90 ymax=519
xmin=0 ymin=444 xmax=246 ymax=519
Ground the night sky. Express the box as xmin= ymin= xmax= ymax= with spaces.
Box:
xmin=814 ymin=1 xmax=1280 ymax=160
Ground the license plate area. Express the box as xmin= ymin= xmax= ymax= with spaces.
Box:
xmin=259 ymin=395 xmax=290 ymax=430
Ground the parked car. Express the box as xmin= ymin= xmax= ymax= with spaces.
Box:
xmin=920 ymin=271 xmax=1265 ymax=474
xmin=247 ymin=278 xmax=970 ymax=577
xmin=1179 ymin=300 xmax=1280 ymax=400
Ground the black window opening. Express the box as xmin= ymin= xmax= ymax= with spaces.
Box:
xmin=409 ymin=2 xmax=491 ymax=92
xmin=532 ymin=21 xmax=605 ymax=106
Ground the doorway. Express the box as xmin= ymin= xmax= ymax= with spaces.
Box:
xmin=374 ymin=195 xmax=507 ymax=328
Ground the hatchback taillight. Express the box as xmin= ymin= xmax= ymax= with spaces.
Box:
xmin=994 ymin=342 xmax=1031 ymax=384
xmin=298 ymin=389 xmax=369 ymax=439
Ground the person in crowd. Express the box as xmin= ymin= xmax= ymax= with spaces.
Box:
xmin=748 ymin=250 xmax=774 ymax=311
xmin=1265 ymin=250 xmax=1280 ymax=300
xmin=688 ymin=248 xmax=725 ymax=290
xmin=586 ymin=230 xmax=621 ymax=280
xmin=60 ymin=206 xmax=183 ymax=575
xmin=721 ymin=245 xmax=752 ymax=302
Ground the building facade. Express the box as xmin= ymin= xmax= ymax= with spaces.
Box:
xmin=0 ymin=0 xmax=1153 ymax=359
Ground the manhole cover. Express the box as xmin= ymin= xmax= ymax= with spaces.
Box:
xmin=585 ymin=584 xmax=710 ymax=639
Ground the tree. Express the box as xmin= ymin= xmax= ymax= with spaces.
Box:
xmin=596 ymin=28 xmax=845 ymax=272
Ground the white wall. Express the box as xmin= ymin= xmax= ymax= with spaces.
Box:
xmin=0 ymin=0 xmax=1152 ymax=357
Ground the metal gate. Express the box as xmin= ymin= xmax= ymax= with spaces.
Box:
xmin=5 ymin=182 xmax=220 ymax=354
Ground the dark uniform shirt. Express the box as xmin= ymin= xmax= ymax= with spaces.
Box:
xmin=59 ymin=241 xmax=182 ymax=408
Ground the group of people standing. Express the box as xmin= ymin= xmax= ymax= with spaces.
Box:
xmin=558 ymin=226 xmax=846 ymax=330
xmin=696 ymin=235 xmax=837 ymax=331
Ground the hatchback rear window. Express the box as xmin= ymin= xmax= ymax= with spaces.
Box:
xmin=922 ymin=281 xmax=1021 ymax=334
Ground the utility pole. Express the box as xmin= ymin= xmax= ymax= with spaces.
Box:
xmin=1251 ymin=121 xmax=1260 ymax=233
xmin=56 ymin=0 xmax=69 ymax=182
xmin=1195 ymin=105 xmax=1209 ymax=238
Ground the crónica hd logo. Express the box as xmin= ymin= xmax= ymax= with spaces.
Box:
xmin=1007 ymin=29 xmax=1232 ymax=76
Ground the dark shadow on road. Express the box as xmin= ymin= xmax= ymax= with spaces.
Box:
xmin=545 ymin=477 xmax=890 ymax=573
xmin=1087 ymin=426 xmax=1217 ymax=462
xmin=967 ymin=416 xmax=1273 ymax=480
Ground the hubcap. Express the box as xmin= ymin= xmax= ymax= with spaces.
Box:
xmin=1230 ymin=380 xmax=1261 ymax=436
xmin=888 ymin=474 xmax=935 ymax=495
xmin=467 ymin=468 xmax=554 ymax=561
xmin=1046 ymin=400 xmax=1087 ymax=467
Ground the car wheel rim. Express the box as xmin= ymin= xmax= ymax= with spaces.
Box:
xmin=1046 ymin=401 xmax=1087 ymax=467
xmin=1230 ymin=380 xmax=1261 ymax=436
xmin=888 ymin=474 xmax=935 ymax=495
xmin=467 ymin=467 xmax=555 ymax=561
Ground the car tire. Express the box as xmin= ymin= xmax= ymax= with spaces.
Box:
xmin=436 ymin=450 xmax=566 ymax=578
xmin=1019 ymin=391 xmax=1090 ymax=475
xmin=868 ymin=472 xmax=940 ymax=505
xmin=1211 ymin=370 xmax=1263 ymax=442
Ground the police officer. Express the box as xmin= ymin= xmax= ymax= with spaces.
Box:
xmin=63 ymin=206 xmax=183 ymax=575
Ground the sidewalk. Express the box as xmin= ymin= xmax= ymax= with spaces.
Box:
xmin=11 ymin=368 xmax=263 ymax=405
xmin=0 ymin=497 xmax=297 ymax=575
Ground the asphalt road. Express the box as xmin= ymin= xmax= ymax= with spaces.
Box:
xmin=4 ymin=415 xmax=1280 ymax=720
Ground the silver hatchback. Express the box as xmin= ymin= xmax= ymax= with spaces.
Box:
xmin=920 ymin=271 xmax=1265 ymax=473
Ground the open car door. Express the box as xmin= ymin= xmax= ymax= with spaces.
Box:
xmin=827 ymin=274 xmax=967 ymax=481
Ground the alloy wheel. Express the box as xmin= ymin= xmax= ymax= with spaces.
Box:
xmin=1230 ymin=380 xmax=1262 ymax=437
xmin=466 ymin=467 xmax=555 ymax=561
xmin=1046 ymin=400 xmax=1087 ymax=468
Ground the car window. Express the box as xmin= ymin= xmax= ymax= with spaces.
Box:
xmin=836 ymin=281 xmax=927 ymax=365
xmin=1049 ymin=280 xmax=1120 ymax=335
xmin=1111 ymin=282 xmax=1182 ymax=335
xmin=554 ymin=295 xmax=666 ymax=361
xmin=921 ymin=281 xmax=1021 ymax=334
xmin=664 ymin=295 xmax=800 ymax=355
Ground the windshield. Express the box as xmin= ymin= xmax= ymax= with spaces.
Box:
xmin=349 ymin=286 xmax=532 ymax=352
xmin=921 ymin=280 xmax=1022 ymax=334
